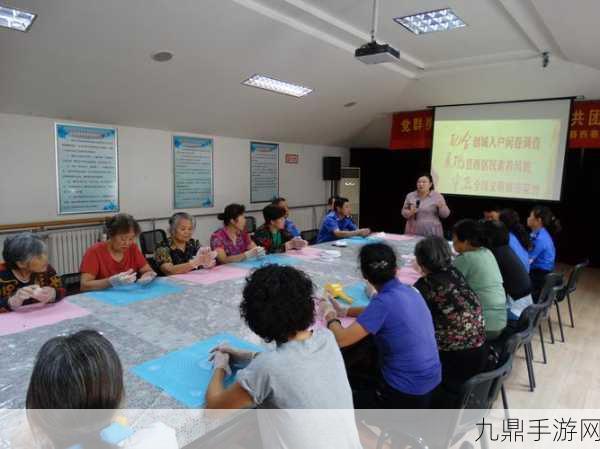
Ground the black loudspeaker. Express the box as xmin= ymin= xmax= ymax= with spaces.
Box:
xmin=323 ymin=157 xmax=341 ymax=181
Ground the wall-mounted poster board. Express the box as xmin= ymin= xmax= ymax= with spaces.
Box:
xmin=250 ymin=141 xmax=279 ymax=203
xmin=173 ymin=136 xmax=214 ymax=209
xmin=55 ymin=123 xmax=119 ymax=215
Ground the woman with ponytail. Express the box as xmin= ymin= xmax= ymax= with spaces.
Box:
xmin=527 ymin=206 xmax=561 ymax=302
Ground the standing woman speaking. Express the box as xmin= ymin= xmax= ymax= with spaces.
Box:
xmin=402 ymin=174 xmax=450 ymax=237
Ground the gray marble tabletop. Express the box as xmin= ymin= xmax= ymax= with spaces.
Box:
xmin=0 ymin=236 xmax=421 ymax=446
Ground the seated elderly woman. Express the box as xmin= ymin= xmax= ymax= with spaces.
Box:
xmin=80 ymin=214 xmax=156 ymax=292
xmin=413 ymin=236 xmax=488 ymax=388
xmin=154 ymin=212 xmax=216 ymax=276
xmin=0 ymin=233 xmax=66 ymax=312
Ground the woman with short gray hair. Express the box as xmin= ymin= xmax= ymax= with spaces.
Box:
xmin=154 ymin=212 xmax=216 ymax=276
xmin=0 ymin=232 xmax=65 ymax=312
xmin=413 ymin=236 xmax=488 ymax=389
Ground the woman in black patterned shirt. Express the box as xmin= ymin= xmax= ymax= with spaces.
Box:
xmin=0 ymin=233 xmax=65 ymax=313
xmin=413 ymin=236 xmax=488 ymax=388
xmin=154 ymin=213 xmax=216 ymax=276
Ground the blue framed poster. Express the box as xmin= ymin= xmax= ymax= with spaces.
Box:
xmin=250 ymin=142 xmax=279 ymax=203
xmin=55 ymin=123 xmax=119 ymax=215
xmin=173 ymin=136 xmax=214 ymax=209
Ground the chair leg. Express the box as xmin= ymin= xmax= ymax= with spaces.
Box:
xmin=548 ymin=316 xmax=555 ymax=344
xmin=567 ymin=293 xmax=575 ymax=328
xmin=539 ymin=324 xmax=547 ymax=364
xmin=528 ymin=343 xmax=536 ymax=389
xmin=555 ymin=302 xmax=566 ymax=342
xmin=501 ymin=385 xmax=510 ymax=420
xmin=524 ymin=344 xmax=535 ymax=392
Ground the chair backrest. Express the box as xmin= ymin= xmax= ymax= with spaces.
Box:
xmin=61 ymin=272 xmax=82 ymax=296
xmin=459 ymin=355 xmax=514 ymax=408
xmin=537 ymin=284 xmax=561 ymax=320
xmin=497 ymin=333 xmax=522 ymax=365
xmin=139 ymin=230 xmax=167 ymax=255
xmin=514 ymin=305 xmax=538 ymax=344
xmin=567 ymin=259 xmax=589 ymax=294
xmin=538 ymin=272 xmax=564 ymax=304
xmin=300 ymin=229 xmax=318 ymax=245
xmin=444 ymin=355 xmax=514 ymax=444
xmin=245 ymin=216 xmax=257 ymax=234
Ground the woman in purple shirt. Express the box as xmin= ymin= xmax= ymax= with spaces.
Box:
xmin=320 ymin=243 xmax=441 ymax=409
xmin=402 ymin=174 xmax=451 ymax=237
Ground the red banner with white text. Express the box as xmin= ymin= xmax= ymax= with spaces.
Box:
xmin=389 ymin=101 xmax=600 ymax=150
xmin=389 ymin=110 xmax=433 ymax=150
xmin=569 ymin=100 xmax=600 ymax=148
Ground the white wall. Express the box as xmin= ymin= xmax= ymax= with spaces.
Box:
xmin=0 ymin=113 xmax=347 ymax=242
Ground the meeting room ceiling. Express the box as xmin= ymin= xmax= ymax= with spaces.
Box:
xmin=1 ymin=0 xmax=600 ymax=146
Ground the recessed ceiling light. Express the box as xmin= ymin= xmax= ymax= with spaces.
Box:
xmin=151 ymin=51 xmax=173 ymax=62
xmin=394 ymin=8 xmax=466 ymax=35
xmin=242 ymin=74 xmax=313 ymax=98
xmin=344 ymin=102 xmax=357 ymax=108
xmin=0 ymin=5 xmax=36 ymax=32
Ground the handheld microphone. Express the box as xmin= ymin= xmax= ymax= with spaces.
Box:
xmin=416 ymin=200 xmax=420 ymax=209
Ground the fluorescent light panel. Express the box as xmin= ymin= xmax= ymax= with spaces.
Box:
xmin=0 ymin=5 xmax=36 ymax=32
xmin=394 ymin=8 xmax=466 ymax=35
xmin=243 ymin=75 xmax=313 ymax=98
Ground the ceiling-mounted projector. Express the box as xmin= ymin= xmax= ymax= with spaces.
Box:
xmin=355 ymin=0 xmax=399 ymax=65
xmin=355 ymin=41 xmax=400 ymax=64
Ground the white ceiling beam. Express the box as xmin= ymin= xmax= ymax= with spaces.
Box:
xmin=232 ymin=0 xmax=565 ymax=80
xmin=282 ymin=0 xmax=426 ymax=69
xmin=231 ymin=0 xmax=419 ymax=79
xmin=421 ymin=50 xmax=541 ymax=77
xmin=414 ymin=0 xmax=564 ymax=75
xmin=496 ymin=0 xmax=563 ymax=57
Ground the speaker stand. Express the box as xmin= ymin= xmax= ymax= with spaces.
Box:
xmin=329 ymin=180 xmax=339 ymax=198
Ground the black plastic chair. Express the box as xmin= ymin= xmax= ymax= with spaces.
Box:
xmin=556 ymin=260 xmax=588 ymax=333
xmin=300 ymin=229 xmax=318 ymax=245
xmin=245 ymin=216 xmax=257 ymax=234
xmin=139 ymin=229 xmax=167 ymax=256
xmin=374 ymin=356 xmax=514 ymax=449
xmin=534 ymin=284 xmax=562 ymax=364
xmin=535 ymin=272 xmax=563 ymax=343
xmin=446 ymin=355 xmax=514 ymax=449
xmin=61 ymin=272 xmax=82 ymax=296
xmin=495 ymin=333 xmax=522 ymax=419
xmin=510 ymin=306 xmax=538 ymax=392
xmin=509 ymin=284 xmax=560 ymax=392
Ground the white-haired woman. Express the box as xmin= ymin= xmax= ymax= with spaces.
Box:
xmin=0 ymin=233 xmax=65 ymax=312
xmin=154 ymin=212 xmax=216 ymax=276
